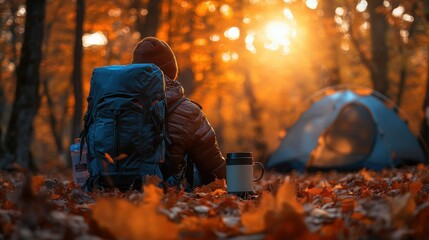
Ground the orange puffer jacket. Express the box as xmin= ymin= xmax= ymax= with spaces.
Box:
xmin=164 ymin=77 xmax=226 ymax=184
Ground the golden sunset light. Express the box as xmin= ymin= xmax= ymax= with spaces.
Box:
xmin=1 ymin=1 xmax=428 ymax=238
xmin=264 ymin=20 xmax=296 ymax=53
xmin=82 ymin=31 xmax=108 ymax=47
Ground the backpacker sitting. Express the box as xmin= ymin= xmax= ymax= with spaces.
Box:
xmin=81 ymin=37 xmax=226 ymax=191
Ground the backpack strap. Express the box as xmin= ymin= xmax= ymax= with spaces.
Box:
xmin=166 ymin=97 xmax=199 ymax=189
xmin=161 ymin=97 xmax=191 ymax=186
xmin=168 ymin=97 xmax=188 ymax=113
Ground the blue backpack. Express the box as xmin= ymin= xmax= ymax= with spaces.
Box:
xmin=81 ymin=63 xmax=169 ymax=191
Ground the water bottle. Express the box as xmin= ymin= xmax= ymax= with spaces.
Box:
xmin=70 ymin=138 xmax=90 ymax=186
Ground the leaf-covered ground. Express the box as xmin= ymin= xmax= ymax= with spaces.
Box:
xmin=1 ymin=165 xmax=429 ymax=239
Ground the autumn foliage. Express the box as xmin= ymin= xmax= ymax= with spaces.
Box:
xmin=1 ymin=165 xmax=429 ymax=239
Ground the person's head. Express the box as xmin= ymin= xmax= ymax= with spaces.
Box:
xmin=132 ymin=37 xmax=178 ymax=80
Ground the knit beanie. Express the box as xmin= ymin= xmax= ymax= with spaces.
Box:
xmin=132 ymin=37 xmax=178 ymax=80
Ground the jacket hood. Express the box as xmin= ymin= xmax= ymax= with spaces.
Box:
xmin=165 ymin=76 xmax=184 ymax=106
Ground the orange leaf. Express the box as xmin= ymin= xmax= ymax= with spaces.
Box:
xmin=241 ymin=181 xmax=303 ymax=234
xmin=51 ymin=193 xmax=61 ymax=200
xmin=417 ymin=163 xmax=425 ymax=171
xmin=361 ymin=187 xmax=372 ymax=198
xmin=194 ymin=178 xmax=226 ymax=194
xmin=276 ymin=181 xmax=303 ymax=214
xmin=319 ymin=219 xmax=348 ymax=239
xmin=210 ymin=188 xmax=227 ymax=197
xmin=411 ymin=205 xmax=429 ymax=239
xmin=114 ymin=153 xmax=128 ymax=161
xmin=388 ymin=192 xmax=416 ymax=228
xmin=306 ymin=187 xmax=323 ymax=195
xmin=322 ymin=197 xmax=333 ymax=204
xmin=241 ymin=191 xmax=274 ymax=234
xmin=351 ymin=212 xmax=364 ymax=220
xmin=351 ymin=212 xmax=373 ymax=225
xmin=104 ymin=153 xmax=115 ymax=164
xmin=31 ymin=175 xmax=45 ymax=193
xmin=179 ymin=216 xmax=239 ymax=238
xmin=409 ymin=181 xmax=423 ymax=194
xmin=359 ymin=169 xmax=374 ymax=182
xmin=92 ymin=185 xmax=178 ymax=239
xmin=265 ymin=204 xmax=313 ymax=240
xmin=341 ymin=199 xmax=356 ymax=213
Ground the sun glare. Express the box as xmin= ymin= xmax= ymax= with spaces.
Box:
xmin=356 ymin=0 xmax=368 ymax=12
xmin=224 ymin=27 xmax=240 ymax=40
xmin=305 ymin=0 xmax=318 ymax=10
xmin=245 ymin=32 xmax=257 ymax=53
xmin=264 ymin=21 xmax=295 ymax=54
xmin=220 ymin=4 xmax=233 ymax=17
xmin=392 ymin=6 xmax=405 ymax=17
xmin=17 ymin=5 xmax=26 ymax=17
xmin=82 ymin=31 xmax=108 ymax=47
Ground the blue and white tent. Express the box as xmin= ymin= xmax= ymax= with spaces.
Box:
xmin=267 ymin=88 xmax=427 ymax=172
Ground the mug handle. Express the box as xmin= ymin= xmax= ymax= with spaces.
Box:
xmin=253 ymin=162 xmax=264 ymax=182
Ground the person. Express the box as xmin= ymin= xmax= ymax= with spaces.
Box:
xmin=132 ymin=37 xmax=226 ymax=187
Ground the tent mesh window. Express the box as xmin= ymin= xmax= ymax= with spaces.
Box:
xmin=313 ymin=102 xmax=376 ymax=168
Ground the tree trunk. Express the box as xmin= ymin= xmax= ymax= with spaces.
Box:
xmin=368 ymin=0 xmax=389 ymax=95
xmin=43 ymin=80 xmax=65 ymax=158
xmin=134 ymin=0 xmax=162 ymax=38
xmin=41 ymin=1 xmax=67 ymax=162
xmin=0 ymin=55 xmax=4 ymax=125
xmin=396 ymin=3 xmax=418 ymax=106
xmin=322 ymin=0 xmax=341 ymax=87
xmin=7 ymin=0 xmax=19 ymax=67
xmin=0 ymin=58 xmax=4 ymax=159
xmin=420 ymin=49 xmax=429 ymax=152
xmin=71 ymin=0 xmax=85 ymax=144
xmin=4 ymin=0 xmax=46 ymax=170
xmin=178 ymin=11 xmax=197 ymax=95
xmin=419 ymin=0 xmax=429 ymax=155
xmin=396 ymin=46 xmax=407 ymax=106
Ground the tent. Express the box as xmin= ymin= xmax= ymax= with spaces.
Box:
xmin=267 ymin=87 xmax=427 ymax=172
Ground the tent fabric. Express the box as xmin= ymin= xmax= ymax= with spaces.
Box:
xmin=267 ymin=89 xmax=427 ymax=172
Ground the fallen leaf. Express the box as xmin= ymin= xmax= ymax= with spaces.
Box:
xmin=114 ymin=153 xmax=128 ymax=161
xmin=359 ymin=169 xmax=374 ymax=182
xmin=242 ymin=181 xmax=303 ymax=234
xmin=194 ymin=179 xmax=226 ymax=194
xmin=31 ymin=175 xmax=45 ymax=193
xmin=306 ymin=187 xmax=323 ymax=196
xmin=276 ymin=181 xmax=303 ymax=214
xmin=389 ymin=192 xmax=415 ymax=228
xmin=409 ymin=181 xmax=423 ymax=194
xmin=104 ymin=153 xmax=115 ymax=164
xmin=265 ymin=203 xmax=315 ymax=240
xmin=179 ymin=216 xmax=239 ymax=239
xmin=341 ymin=199 xmax=356 ymax=213
xmin=92 ymin=185 xmax=178 ymax=239
xmin=411 ymin=204 xmax=429 ymax=239
xmin=51 ymin=193 xmax=61 ymax=200
xmin=210 ymin=188 xmax=227 ymax=197
xmin=319 ymin=219 xmax=348 ymax=239
xmin=241 ymin=191 xmax=274 ymax=234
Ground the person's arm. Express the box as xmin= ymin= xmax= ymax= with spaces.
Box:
xmin=186 ymin=104 xmax=226 ymax=184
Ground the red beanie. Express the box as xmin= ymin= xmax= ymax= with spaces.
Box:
xmin=132 ymin=37 xmax=178 ymax=80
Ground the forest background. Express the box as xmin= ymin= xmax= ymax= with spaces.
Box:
xmin=0 ymin=0 xmax=428 ymax=172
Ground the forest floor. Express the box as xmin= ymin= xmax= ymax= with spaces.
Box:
xmin=0 ymin=165 xmax=428 ymax=240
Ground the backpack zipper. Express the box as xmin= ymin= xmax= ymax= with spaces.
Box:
xmin=114 ymin=110 xmax=120 ymax=171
